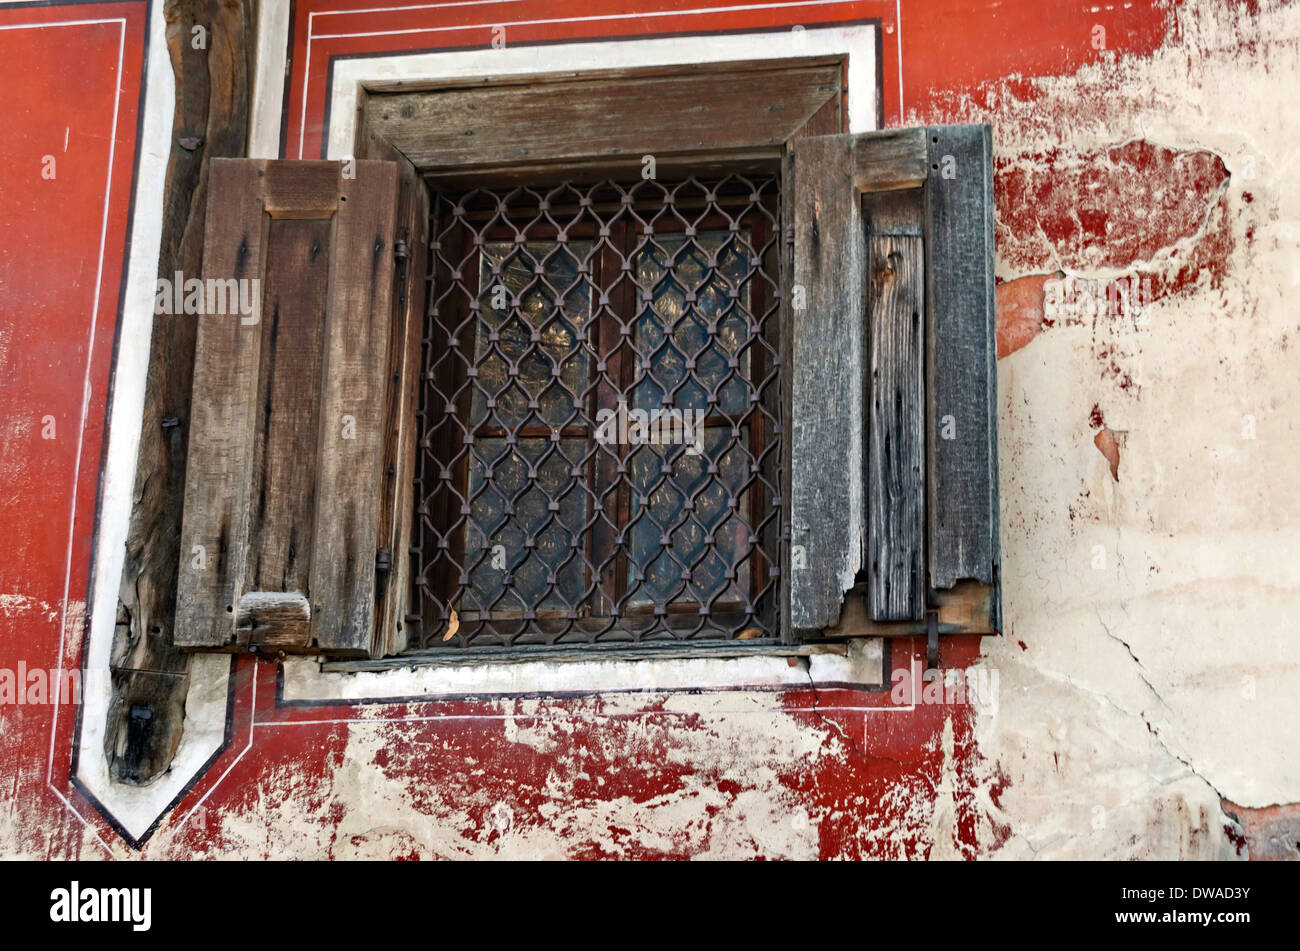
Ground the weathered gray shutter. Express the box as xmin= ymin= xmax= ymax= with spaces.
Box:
xmin=789 ymin=124 xmax=1000 ymax=637
xmin=174 ymin=159 xmax=426 ymax=657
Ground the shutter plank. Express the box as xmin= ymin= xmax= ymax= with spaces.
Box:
xmin=864 ymin=190 xmax=926 ymax=621
xmin=376 ymin=160 xmax=429 ymax=656
xmin=174 ymin=160 xmax=267 ymax=648
xmin=307 ymin=163 xmax=402 ymax=653
xmin=789 ymin=134 xmax=866 ymax=631
xmin=246 ymin=218 xmax=331 ymax=596
xmin=925 ymin=124 xmax=999 ymax=591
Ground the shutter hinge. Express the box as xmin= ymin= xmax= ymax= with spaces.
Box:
xmin=394 ymin=240 xmax=410 ymax=262
xmin=925 ymin=610 xmax=941 ymax=672
xmin=785 ymin=224 xmax=795 ymax=245
xmin=375 ymin=547 xmax=392 ymax=592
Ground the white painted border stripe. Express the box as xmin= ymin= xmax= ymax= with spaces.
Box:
xmin=895 ymin=0 xmax=904 ymax=118
xmin=158 ymin=661 xmax=257 ymax=850
xmin=313 ymin=0 xmax=877 ymax=39
xmin=282 ymin=643 xmax=885 ymax=703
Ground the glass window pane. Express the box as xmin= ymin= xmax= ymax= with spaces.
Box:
xmin=462 ymin=437 xmax=587 ymax=615
xmin=632 ymin=232 xmax=751 ymax=416
xmin=625 ymin=426 xmax=751 ymax=608
xmin=471 ymin=241 xmax=592 ymax=429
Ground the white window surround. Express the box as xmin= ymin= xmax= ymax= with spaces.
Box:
xmin=80 ymin=14 xmax=884 ymax=839
xmin=308 ymin=24 xmax=878 ymax=161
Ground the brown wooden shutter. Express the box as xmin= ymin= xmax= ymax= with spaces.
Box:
xmin=174 ymin=159 xmax=427 ymax=657
xmin=789 ymin=124 xmax=1000 ymax=638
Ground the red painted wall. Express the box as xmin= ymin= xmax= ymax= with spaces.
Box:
xmin=0 ymin=0 xmax=148 ymax=858
xmin=3 ymin=0 xmax=1231 ymax=859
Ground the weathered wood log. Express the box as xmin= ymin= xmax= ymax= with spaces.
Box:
xmin=107 ymin=0 xmax=254 ymax=786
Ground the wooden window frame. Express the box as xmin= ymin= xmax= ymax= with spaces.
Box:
xmin=365 ymin=58 xmax=842 ymax=650
xmin=352 ymin=56 xmax=999 ymax=654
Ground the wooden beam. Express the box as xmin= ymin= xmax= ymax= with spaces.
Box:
xmin=107 ymin=0 xmax=254 ymax=786
xmin=363 ymin=60 xmax=841 ymax=175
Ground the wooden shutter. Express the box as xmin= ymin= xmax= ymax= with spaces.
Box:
xmin=174 ymin=159 xmax=427 ymax=657
xmin=788 ymin=124 xmax=1000 ymax=637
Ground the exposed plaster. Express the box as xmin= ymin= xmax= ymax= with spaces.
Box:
xmin=959 ymin=0 xmax=1300 ymax=858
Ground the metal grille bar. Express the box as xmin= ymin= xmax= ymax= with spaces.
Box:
xmin=412 ymin=175 xmax=784 ymax=649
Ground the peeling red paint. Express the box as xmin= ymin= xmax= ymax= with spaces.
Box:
xmin=997 ymin=141 xmax=1230 ymax=275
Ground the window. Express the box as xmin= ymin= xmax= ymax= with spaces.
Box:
xmin=162 ymin=63 xmax=1001 ymax=663
xmin=414 ymin=177 xmax=782 ymax=647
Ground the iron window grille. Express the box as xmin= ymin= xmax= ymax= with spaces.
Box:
xmin=412 ymin=175 xmax=784 ymax=649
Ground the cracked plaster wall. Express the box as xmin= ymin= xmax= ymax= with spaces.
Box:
xmin=968 ymin=0 xmax=1300 ymax=859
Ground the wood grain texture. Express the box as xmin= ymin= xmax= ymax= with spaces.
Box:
xmin=236 ymin=591 xmax=311 ymax=649
xmin=851 ymin=127 xmax=928 ymax=193
xmin=924 ymin=124 xmax=1000 ymax=599
xmin=246 ymin=218 xmax=331 ymax=596
xmin=306 ymin=162 xmax=402 ymax=654
xmin=365 ymin=60 xmax=841 ymax=179
xmin=174 ymin=160 xmax=269 ymax=648
xmin=788 ymin=133 xmax=866 ymax=632
xmin=777 ymin=90 xmax=843 ymax=642
xmin=107 ymin=0 xmax=254 ymax=783
xmin=864 ymin=190 xmax=926 ymax=622
xmin=176 ymin=160 xmax=404 ymax=657
xmin=360 ymin=134 xmax=430 ymax=657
